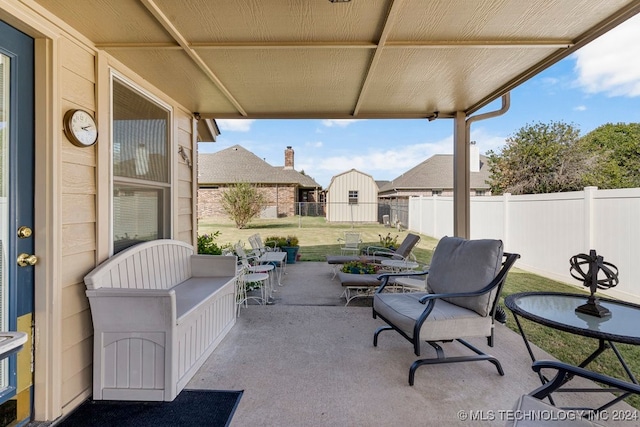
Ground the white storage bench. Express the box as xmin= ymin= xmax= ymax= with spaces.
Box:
xmin=84 ymin=239 xmax=238 ymax=401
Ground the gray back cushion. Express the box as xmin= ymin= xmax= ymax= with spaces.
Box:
xmin=427 ymin=237 xmax=503 ymax=317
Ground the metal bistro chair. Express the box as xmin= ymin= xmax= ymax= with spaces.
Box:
xmin=235 ymin=242 xmax=276 ymax=303
xmin=338 ymin=231 xmax=362 ymax=256
xmin=373 ymin=236 xmax=520 ymax=385
xmin=248 ymin=234 xmax=287 ymax=286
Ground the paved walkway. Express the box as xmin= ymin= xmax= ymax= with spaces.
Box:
xmin=189 ymin=262 xmax=636 ymax=426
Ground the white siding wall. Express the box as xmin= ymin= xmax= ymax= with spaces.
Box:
xmin=0 ymin=3 xmax=199 ymax=419
xmin=408 ymin=188 xmax=640 ymax=303
xmin=326 ymin=170 xmax=378 ymax=223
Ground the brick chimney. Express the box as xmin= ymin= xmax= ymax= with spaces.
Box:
xmin=284 ymin=146 xmax=294 ymax=170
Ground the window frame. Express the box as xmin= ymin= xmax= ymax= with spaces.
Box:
xmin=348 ymin=190 xmax=358 ymax=205
xmin=110 ymin=73 xmax=173 ymax=254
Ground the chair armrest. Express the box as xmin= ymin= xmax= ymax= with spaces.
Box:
xmin=530 ymin=360 xmax=640 ymax=399
xmin=375 ymin=270 xmax=428 ymax=293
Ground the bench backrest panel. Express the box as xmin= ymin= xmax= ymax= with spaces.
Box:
xmin=85 ymin=240 xmax=194 ymax=290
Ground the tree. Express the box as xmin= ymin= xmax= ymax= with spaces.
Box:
xmin=487 ymin=121 xmax=592 ymax=195
xmin=220 ymin=182 xmax=267 ymax=229
xmin=578 ymin=123 xmax=640 ymax=189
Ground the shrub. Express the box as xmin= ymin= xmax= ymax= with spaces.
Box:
xmin=265 ymin=235 xmax=299 ymax=248
xmin=221 ymin=182 xmax=267 ymax=229
xmin=197 ymin=232 xmax=223 ymax=255
xmin=378 ymin=233 xmax=399 ymax=249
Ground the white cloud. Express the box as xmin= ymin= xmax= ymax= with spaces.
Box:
xmin=305 ymin=138 xmax=452 ymax=185
xmin=574 ymin=14 xmax=640 ymax=97
xmin=305 ymin=141 xmax=323 ymax=148
xmin=574 ymin=105 xmax=587 ymax=111
xmin=470 ymin=128 xmax=507 ymax=154
xmin=321 ymin=119 xmax=362 ymax=128
xmin=216 ymin=119 xmax=256 ymax=132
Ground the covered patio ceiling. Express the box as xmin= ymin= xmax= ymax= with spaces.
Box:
xmin=34 ymin=0 xmax=640 ymax=120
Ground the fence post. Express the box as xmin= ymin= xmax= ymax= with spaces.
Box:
xmin=503 ymin=193 xmax=511 ymax=249
xmin=432 ymin=194 xmax=438 ymax=238
xmin=583 ymin=186 xmax=597 ymax=249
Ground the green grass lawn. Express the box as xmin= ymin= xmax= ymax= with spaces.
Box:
xmin=199 ymin=215 xmax=640 ymax=409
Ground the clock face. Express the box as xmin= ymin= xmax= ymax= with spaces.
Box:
xmin=64 ymin=109 xmax=98 ymax=147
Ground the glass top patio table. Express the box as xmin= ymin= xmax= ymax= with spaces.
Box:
xmin=505 ymin=291 xmax=640 ymax=408
xmin=505 ymin=291 xmax=640 ymax=345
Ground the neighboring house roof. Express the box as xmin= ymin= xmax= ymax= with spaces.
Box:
xmin=378 ymin=154 xmax=491 ymax=194
xmin=375 ymin=180 xmax=390 ymax=189
xmin=198 ymin=144 xmax=321 ymax=188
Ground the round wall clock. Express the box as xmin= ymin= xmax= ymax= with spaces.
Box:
xmin=63 ymin=109 xmax=98 ymax=147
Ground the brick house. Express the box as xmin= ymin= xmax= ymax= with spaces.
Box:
xmin=198 ymin=145 xmax=322 ymax=218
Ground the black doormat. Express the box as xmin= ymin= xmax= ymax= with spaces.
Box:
xmin=58 ymin=390 xmax=243 ymax=427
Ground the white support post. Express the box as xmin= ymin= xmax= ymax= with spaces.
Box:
xmin=453 ymin=111 xmax=470 ymax=238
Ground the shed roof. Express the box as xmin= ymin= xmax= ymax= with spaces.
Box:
xmin=326 ymin=168 xmax=376 ymax=191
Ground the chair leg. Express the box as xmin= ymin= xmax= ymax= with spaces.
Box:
xmin=408 ymin=339 xmax=505 ymax=386
xmin=373 ymin=326 xmax=394 ymax=347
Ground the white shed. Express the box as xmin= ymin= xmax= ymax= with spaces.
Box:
xmin=326 ymin=169 xmax=379 ymax=223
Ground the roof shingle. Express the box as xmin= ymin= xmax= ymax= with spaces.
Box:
xmin=378 ymin=154 xmax=490 ymax=194
xmin=198 ymin=145 xmax=321 ymax=188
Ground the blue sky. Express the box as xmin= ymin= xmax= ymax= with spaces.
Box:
xmin=198 ymin=15 xmax=640 ymax=189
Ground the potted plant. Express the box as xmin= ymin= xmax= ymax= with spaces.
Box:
xmin=378 ymin=232 xmax=399 ymax=250
xmin=265 ymin=235 xmax=299 ymax=264
xmin=341 ymin=260 xmax=380 ymax=275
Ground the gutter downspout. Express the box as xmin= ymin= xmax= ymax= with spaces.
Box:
xmin=453 ymin=93 xmax=510 ymax=238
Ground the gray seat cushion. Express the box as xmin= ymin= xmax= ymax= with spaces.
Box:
xmin=427 ymin=236 xmax=503 ymax=316
xmin=373 ymin=292 xmax=492 ymax=341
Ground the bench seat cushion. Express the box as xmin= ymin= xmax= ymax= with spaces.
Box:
xmin=173 ymin=277 xmax=234 ymax=319
xmin=373 ymin=292 xmax=492 ymax=341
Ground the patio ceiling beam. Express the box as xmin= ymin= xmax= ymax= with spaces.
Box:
xmin=352 ymin=0 xmax=404 ymax=117
xmin=139 ymin=0 xmax=248 ymax=117
xmin=97 ymin=40 xmax=574 ymax=50
xmin=466 ymin=1 xmax=640 ymax=115
xmin=195 ymin=111 xmax=455 ymax=120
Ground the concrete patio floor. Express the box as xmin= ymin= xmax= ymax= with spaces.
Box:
xmin=188 ymin=262 xmax=637 ymax=427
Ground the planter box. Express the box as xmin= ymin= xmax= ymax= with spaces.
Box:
xmin=282 ymin=246 xmax=299 ymax=264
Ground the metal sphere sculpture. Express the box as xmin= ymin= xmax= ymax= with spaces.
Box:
xmin=569 ymin=249 xmax=619 ymax=318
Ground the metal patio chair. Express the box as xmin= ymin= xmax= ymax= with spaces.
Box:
xmin=372 ymin=236 xmax=520 ymax=385
xmin=338 ymin=231 xmax=362 ymax=256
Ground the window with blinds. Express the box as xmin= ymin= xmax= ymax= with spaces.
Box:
xmin=112 ymin=78 xmax=171 ymax=254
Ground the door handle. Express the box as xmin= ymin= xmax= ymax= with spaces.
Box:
xmin=17 ymin=253 xmax=38 ymax=267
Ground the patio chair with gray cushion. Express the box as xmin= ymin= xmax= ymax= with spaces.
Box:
xmin=372 ymin=236 xmax=520 ymax=385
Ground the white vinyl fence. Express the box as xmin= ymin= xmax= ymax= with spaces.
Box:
xmin=408 ymin=187 xmax=640 ymax=303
